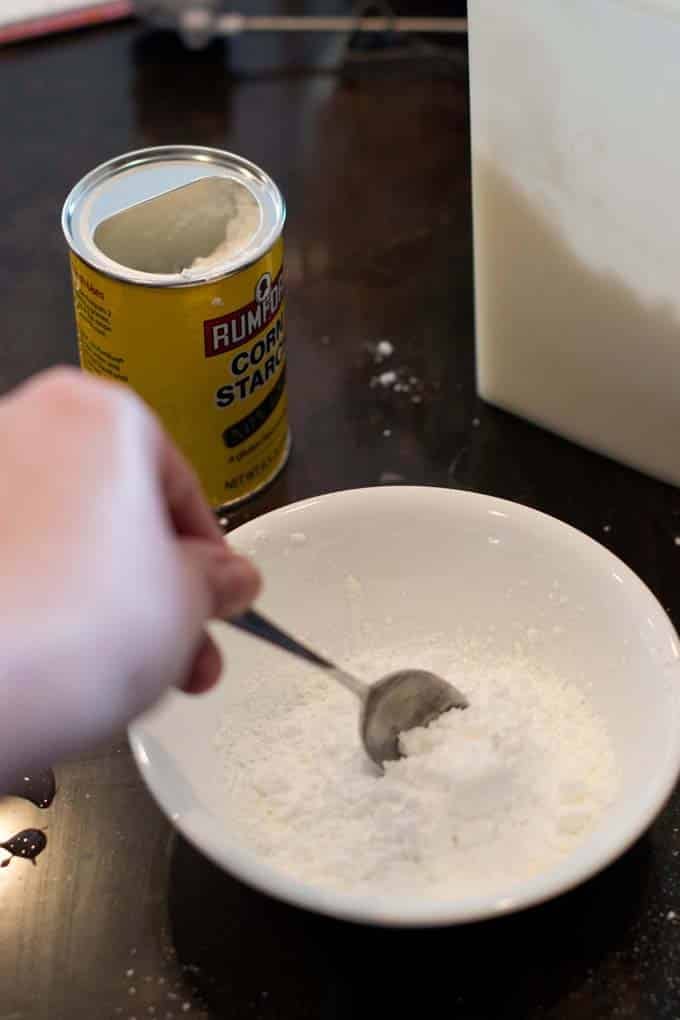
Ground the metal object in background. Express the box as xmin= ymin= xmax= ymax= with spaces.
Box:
xmin=134 ymin=0 xmax=467 ymax=50
xmin=135 ymin=0 xmax=220 ymax=47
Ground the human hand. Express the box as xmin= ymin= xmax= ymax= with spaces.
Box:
xmin=0 ymin=368 xmax=260 ymax=780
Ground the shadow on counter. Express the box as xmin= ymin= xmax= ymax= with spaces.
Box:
xmin=167 ymin=831 xmax=654 ymax=1019
xmin=131 ymin=29 xmax=232 ymax=146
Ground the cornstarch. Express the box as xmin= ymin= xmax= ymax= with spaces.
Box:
xmin=216 ymin=639 xmax=617 ymax=898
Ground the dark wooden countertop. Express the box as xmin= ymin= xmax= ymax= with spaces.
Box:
xmin=1 ymin=12 xmax=679 ymax=1020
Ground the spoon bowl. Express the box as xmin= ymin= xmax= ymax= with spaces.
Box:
xmin=362 ymin=669 xmax=468 ymax=765
xmin=228 ymin=609 xmax=467 ymax=766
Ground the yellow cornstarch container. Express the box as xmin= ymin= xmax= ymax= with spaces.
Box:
xmin=61 ymin=145 xmax=290 ymax=510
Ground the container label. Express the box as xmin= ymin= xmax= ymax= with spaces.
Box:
xmin=69 ymin=239 xmax=289 ymax=508
xmin=203 ymin=269 xmax=284 ymax=357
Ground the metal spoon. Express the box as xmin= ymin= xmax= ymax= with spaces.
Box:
xmin=228 ymin=609 xmax=468 ymax=767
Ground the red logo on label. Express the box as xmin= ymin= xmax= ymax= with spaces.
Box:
xmin=203 ymin=270 xmax=284 ymax=358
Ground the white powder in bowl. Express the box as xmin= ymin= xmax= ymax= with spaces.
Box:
xmin=216 ymin=640 xmax=617 ymax=899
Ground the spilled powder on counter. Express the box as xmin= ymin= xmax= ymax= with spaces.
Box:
xmin=374 ymin=340 xmax=394 ymax=362
xmin=373 ymin=370 xmax=397 ymax=388
xmin=216 ymin=640 xmax=617 ymax=898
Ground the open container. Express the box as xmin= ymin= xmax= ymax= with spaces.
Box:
xmin=62 ymin=145 xmax=289 ymax=510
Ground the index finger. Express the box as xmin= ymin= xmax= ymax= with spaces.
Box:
xmin=157 ymin=429 xmax=224 ymax=543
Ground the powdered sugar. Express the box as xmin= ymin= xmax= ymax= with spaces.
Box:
xmin=216 ymin=639 xmax=617 ymax=899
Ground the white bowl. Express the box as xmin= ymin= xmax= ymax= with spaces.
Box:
xmin=130 ymin=487 xmax=680 ymax=927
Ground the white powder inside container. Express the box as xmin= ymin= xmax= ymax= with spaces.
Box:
xmin=190 ymin=183 xmax=261 ymax=271
xmin=217 ymin=640 xmax=617 ymax=898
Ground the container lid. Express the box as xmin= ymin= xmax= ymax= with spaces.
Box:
xmin=62 ymin=145 xmax=285 ymax=287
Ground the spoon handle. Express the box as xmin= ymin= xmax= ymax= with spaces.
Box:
xmin=230 ymin=609 xmax=333 ymax=668
xmin=227 ymin=609 xmax=368 ymax=700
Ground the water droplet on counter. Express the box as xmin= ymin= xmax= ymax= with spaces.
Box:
xmin=0 ymin=828 xmax=47 ymax=866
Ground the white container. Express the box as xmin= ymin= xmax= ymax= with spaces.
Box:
xmin=468 ymin=0 xmax=680 ymax=485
